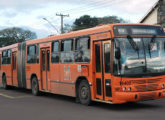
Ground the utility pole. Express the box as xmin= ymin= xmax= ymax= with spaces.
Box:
xmin=56 ymin=13 xmax=69 ymax=34
xmin=43 ymin=18 xmax=59 ymax=34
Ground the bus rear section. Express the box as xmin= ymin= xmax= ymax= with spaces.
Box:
xmin=0 ymin=43 xmax=26 ymax=89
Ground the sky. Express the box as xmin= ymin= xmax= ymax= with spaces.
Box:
xmin=0 ymin=0 xmax=158 ymax=38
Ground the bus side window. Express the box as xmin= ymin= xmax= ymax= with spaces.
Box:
xmin=104 ymin=43 xmax=111 ymax=73
xmin=0 ymin=55 xmax=1 ymax=69
xmin=51 ymin=41 xmax=60 ymax=63
xmin=61 ymin=39 xmax=74 ymax=63
xmin=13 ymin=53 xmax=16 ymax=70
xmin=36 ymin=44 xmax=39 ymax=63
xmin=7 ymin=49 xmax=11 ymax=64
xmin=2 ymin=50 xmax=11 ymax=65
xmin=75 ymin=37 xmax=90 ymax=63
xmin=2 ymin=50 xmax=7 ymax=64
xmin=27 ymin=45 xmax=37 ymax=64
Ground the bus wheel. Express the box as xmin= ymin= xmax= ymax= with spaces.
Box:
xmin=32 ymin=77 xmax=39 ymax=96
xmin=2 ymin=75 xmax=8 ymax=89
xmin=78 ymin=80 xmax=91 ymax=105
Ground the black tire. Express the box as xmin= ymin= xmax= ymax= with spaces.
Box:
xmin=32 ymin=77 xmax=39 ymax=96
xmin=2 ymin=75 xmax=8 ymax=89
xmin=78 ymin=80 xmax=91 ymax=105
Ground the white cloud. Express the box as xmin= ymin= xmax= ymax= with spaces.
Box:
xmin=0 ymin=0 xmax=159 ymax=38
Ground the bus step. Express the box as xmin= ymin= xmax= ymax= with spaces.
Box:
xmin=94 ymin=99 xmax=113 ymax=104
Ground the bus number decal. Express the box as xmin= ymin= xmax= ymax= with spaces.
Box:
xmin=78 ymin=65 xmax=81 ymax=72
xmin=64 ymin=65 xmax=71 ymax=80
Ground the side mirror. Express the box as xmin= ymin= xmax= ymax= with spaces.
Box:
xmin=115 ymin=47 xmax=121 ymax=60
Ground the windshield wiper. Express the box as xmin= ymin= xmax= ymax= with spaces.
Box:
xmin=148 ymin=35 xmax=156 ymax=58
xmin=127 ymin=35 xmax=140 ymax=58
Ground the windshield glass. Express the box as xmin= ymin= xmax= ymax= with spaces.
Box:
xmin=114 ymin=37 xmax=165 ymax=76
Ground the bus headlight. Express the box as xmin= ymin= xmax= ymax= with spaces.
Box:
xmin=128 ymin=87 xmax=131 ymax=91
xmin=163 ymin=92 xmax=165 ymax=96
xmin=123 ymin=87 xmax=126 ymax=91
xmin=162 ymin=84 xmax=164 ymax=89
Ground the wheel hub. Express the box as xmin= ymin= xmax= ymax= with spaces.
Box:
xmin=81 ymin=86 xmax=88 ymax=99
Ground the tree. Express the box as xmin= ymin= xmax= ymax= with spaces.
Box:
xmin=0 ymin=27 xmax=37 ymax=47
xmin=72 ymin=15 xmax=99 ymax=31
xmin=63 ymin=24 xmax=72 ymax=33
xmin=72 ymin=15 xmax=128 ymax=31
xmin=98 ymin=16 xmax=127 ymax=24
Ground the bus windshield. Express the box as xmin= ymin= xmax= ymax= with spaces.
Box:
xmin=114 ymin=37 xmax=165 ymax=77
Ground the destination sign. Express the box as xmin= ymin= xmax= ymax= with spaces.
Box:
xmin=114 ymin=25 xmax=165 ymax=36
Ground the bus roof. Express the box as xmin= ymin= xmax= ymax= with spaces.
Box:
xmin=26 ymin=23 xmax=162 ymax=45
xmin=0 ymin=43 xmax=18 ymax=51
xmin=0 ymin=23 xmax=163 ymax=49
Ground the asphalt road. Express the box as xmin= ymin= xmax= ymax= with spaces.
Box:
xmin=0 ymin=85 xmax=164 ymax=120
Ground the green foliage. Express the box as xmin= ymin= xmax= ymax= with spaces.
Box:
xmin=72 ymin=15 xmax=128 ymax=31
xmin=63 ymin=24 xmax=72 ymax=33
xmin=0 ymin=27 xmax=37 ymax=47
xmin=72 ymin=15 xmax=99 ymax=31
xmin=98 ymin=16 xmax=128 ymax=24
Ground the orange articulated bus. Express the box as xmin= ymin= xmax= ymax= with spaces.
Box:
xmin=0 ymin=24 xmax=165 ymax=105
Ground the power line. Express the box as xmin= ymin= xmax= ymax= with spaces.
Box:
xmin=56 ymin=13 xmax=69 ymax=34
xmin=67 ymin=0 xmax=124 ymax=15
xmin=46 ymin=0 xmax=122 ymax=24
xmin=43 ymin=18 xmax=60 ymax=34
xmin=42 ymin=0 xmax=126 ymax=30
xmin=60 ymin=0 xmax=111 ymax=13
xmin=63 ymin=0 xmax=125 ymax=24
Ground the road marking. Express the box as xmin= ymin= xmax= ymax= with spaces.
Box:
xmin=0 ymin=93 xmax=32 ymax=99
xmin=0 ymin=93 xmax=15 ymax=99
xmin=15 ymin=95 xmax=32 ymax=99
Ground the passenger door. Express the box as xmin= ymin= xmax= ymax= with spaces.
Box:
xmin=12 ymin=52 xmax=18 ymax=86
xmin=40 ymin=48 xmax=50 ymax=91
xmin=93 ymin=40 xmax=112 ymax=101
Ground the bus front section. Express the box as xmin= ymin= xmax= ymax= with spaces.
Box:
xmin=113 ymin=25 xmax=165 ymax=103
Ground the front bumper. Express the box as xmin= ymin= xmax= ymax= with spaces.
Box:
xmin=113 ymin=89 xmax=165 ymax=104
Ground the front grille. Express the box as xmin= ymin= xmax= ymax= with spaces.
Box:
xmin=132 ymin=80 xmax=146 ymax=84
xmin=134 ymin=84 xmax=159 ymax=92
xmin=139 ymin=92 xmax=156 ymax=100
xmin=131 ymin=78 xmax=161 ymax=84
xmin=147 ymin=79 xmax=161 ymax=83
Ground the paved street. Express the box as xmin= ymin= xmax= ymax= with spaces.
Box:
xmin=0 ymin=85 xmax=164 ymax=120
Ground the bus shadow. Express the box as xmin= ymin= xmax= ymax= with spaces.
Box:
xmin=0 ymin=86 xmax=163 ymax=111
xmin=92 ymin=101 xmax=163 ymax=111
xmin=40 ymin=91 xmax=163 ymax=111
xmin=40 ymin=92 xmax=76 ymax=103
xmin=0 ymin=86 xmax=32 ymax=95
